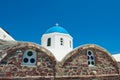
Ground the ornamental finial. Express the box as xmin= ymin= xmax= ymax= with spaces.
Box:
xmin=55 ymin=23 xmax=59 ymax=26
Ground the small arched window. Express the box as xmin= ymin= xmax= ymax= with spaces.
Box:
xmin=22 ymin=49 xmax=37 ymax=66
xmin=47 ymin=38 xmax=51 ymax=46
xmin=87 ymin=50 xmax=95 ymax=66
xmin=60 ymin=38 xmax=64 ymax=45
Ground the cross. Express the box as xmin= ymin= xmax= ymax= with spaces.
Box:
xmin=55 ymin=23 xmax=59 ymax=26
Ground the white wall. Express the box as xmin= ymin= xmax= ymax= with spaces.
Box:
xmin=0 ymin=27 xmax=15 ymax=41
xmin=41 ymin=33 xmax=73 ymax=61
xmin=112 ymin=54 xmax=120 ymax=62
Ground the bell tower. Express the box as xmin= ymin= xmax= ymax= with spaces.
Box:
xmin=41 ymin=24 xmax=73 ymax=61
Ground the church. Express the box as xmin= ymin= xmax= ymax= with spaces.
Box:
xmin=0 ymin=24 xmax=120 ymax=80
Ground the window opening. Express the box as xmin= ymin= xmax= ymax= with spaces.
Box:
xmin=87 ymin=50 xmax=95 ymax=66
xmin=47 ymin=38 xmax=51 ymax=46
xmin=60 ymin=38 xmax=64 ymax=45
xmin=22 ymin=49 xmax=36 ymax=66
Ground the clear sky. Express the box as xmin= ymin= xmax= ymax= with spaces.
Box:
xmin=0 ymin=0 xmax=120 ymax=54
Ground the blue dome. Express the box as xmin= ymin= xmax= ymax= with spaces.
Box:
xmin=45 ymin=26 xmax=68 ymax=34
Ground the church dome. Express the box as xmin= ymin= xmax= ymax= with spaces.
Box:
xmin=45 ymin=25 xmax=68 ymax=34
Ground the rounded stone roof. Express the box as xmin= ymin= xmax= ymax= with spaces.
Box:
xmin=45 ymin=26 xmax=68 ymax=34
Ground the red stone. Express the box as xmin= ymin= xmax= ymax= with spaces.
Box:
xmin=12 ymin=67 xmax=18 ymax=72
xmin=41 ymin=72 xmax=47 ymax=76
xmin=6 ymin=72 xmax=11 ymax=77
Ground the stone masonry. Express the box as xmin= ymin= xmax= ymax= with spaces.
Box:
xmin=0 ymin=40 xmax=120 ymax=80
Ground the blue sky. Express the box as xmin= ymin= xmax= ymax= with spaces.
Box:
xmin=0 ymin=0 xmax=120 ymax=54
